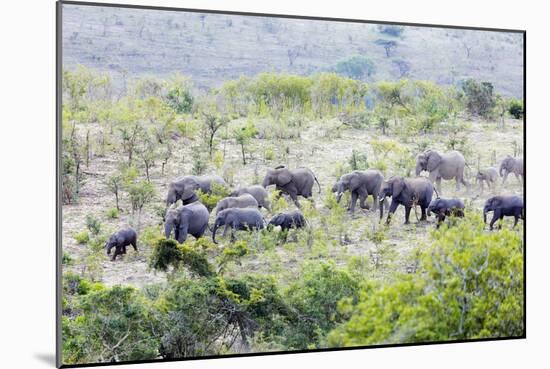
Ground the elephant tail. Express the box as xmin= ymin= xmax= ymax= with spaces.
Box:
xmin=314 ymin=174 xmax=321 ymax=194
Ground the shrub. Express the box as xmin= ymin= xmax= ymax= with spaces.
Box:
xmin=74 ymin=231 xmax=90 ymax=244
xmin=105 ymin=208 xmax=119 ymax=219
xmin=264 ymin=147 xmax=275 ymax=161
xmin=461 ymin=79 xmax=496 ymax=118
xmin=335 ymin=56 xmax=376 ymax=80
xmin=328 ymin=214 xmax=524 ymax=346
xmin=508 ymin=98 xmax=524 ymax=119
xmin=149 ymin=238 xmax=214 ymax=277
xmin=348 ymin=150 xmax=368 ymax=170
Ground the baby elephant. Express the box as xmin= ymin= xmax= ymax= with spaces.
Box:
xmin=212 ymin=208 xmax=265 ymax=244
xmin=268 ymin=210 xmax=307 ymax=231
xmin=105 ymin=228 xmax=138 ymax=261
xmin=476 ymin=167 xmax=498 ymax=192
xmin=483 ymin=195 xmax=524 ymax=230
xmin=230 ymin=185 xmax=271 ymax=210
xmin=427 ymin=198 xmax=465 ymax=228
xmin=215 ymin=194 xmax=259 ymax=215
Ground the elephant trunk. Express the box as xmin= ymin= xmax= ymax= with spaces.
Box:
xmin=336 ymin=192 xmax=343 ymax=204
xmin=379 ymin=197 xmax=385 ymax=220
xmin=164 ymin=222 xmax=173 ymax=239
xmin=499 ymin=164 xmax=505 ymax=177
xmin=415 ymin=162 xmax=423 ymax=176
xmin=212 ymin=221 xmax=220 ymax=244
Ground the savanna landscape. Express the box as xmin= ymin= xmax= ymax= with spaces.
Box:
xmin=60 ymin=4 xmax=525 ymax=365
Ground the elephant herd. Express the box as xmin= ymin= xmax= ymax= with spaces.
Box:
xmin=105 ymin=150 xmax=524 ymax=261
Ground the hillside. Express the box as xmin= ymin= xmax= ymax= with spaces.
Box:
xmin=62 ymin=4 xmax=524 ymax=97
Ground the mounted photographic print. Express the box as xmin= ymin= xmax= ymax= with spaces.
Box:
xmin=56 ymin=1 xmax=525 ymax=367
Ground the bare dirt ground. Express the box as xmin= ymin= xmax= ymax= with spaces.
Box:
xmin=62 ymin=117 xmax=524 ymax=288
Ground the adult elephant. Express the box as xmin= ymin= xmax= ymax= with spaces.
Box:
xmin=415 ymin=150 xmax=468 ymax=193
xmin=230 ymin=185 xmax=271 ymax=211
xmin=379 ymin=176 xmax=434 ymax=225
xmin=332 ymin=170 xmax=384 ymax=213
xmin=261 ymin=166 xmax=321 ymax=207
xmin=166 ymin=174 xmax=226 ymax=206
xmin=483 ymin=195 xmax=524 ymax=230
xmin=164 ymin=202 xmax=210 ymax=243
xmin=499 ymin=156 xmax=524 ymax=184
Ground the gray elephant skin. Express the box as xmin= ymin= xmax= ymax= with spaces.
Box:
xmin=476 ymin=167 xmax=498 ymax=191
xmin=106 ymin=228 xmax=137 ymax=261
xmin=262 ymin=166 xmax=321 ymax=207
xmin=166 ymin=174 xmax=226 ymax=206
xmin=165 ymin=202 xmax=210 ymax=243
xmin=215 ymin=193 xmax=259 ymax=215
xmin=379 ymin=176 xmax=434 ymax=225
xmin=332 ymin=170 xmax=384 ymax=213
xmin=268 ymin=210 xmax=307 ymax=231
xmin=499 ymin=156 xmax=524 ymax=184
xmin=230 ymin=185 xmax=271 ymax=210
xmin=483 ymin=195 xmax=524 ymax=230
xmin=427 ymin=198 xmax=465 ymax=228
xmin=212 ymin=208 xmax=265 ymax=244
xmin=415 ymin=150 xmax=468 ymax=193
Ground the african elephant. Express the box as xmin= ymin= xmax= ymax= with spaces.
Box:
xmin=215 ymin=194 xmax=259 ymax=215
xmin=332 ymin=170 xmax=384 ymax=213
xmin=427 ymin=198 xmax=465 ymax=228
xmin=483 ymin=195 xmax=524 ymax=230
xmin=166 ymin=175 xmax=226 ymax=206
xmin=379 ymin=176 xmax=434 ymax=225
xmin=212 ymin=208 xmax=265 ymax=244
xmin=499 ymin=156 xmax=524 ymax=184
xmin=268 ymin=210 xmax=307 ymax=231
xmin=164 ymin=202 xmax=209 ymax=243
xmin=476 ymin=167 xmax=498 ymax=192
xmin=415 ymin=150 xmax=468 ymax=193
xmin=262 ymin=166 xmax=321 ymax=207
xmin=230 ymin=185 xmax=271 ymax=210
xmin=105 ymin=228 xmax=137 ymax=261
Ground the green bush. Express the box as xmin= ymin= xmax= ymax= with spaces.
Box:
xmin=461 ymin=79 xmax=496 ymax=118
xmin=74 ymin=231 xmax=90 ymax=244
xmin=508 ymin=98 xmax=524 ymax=119
xmin=85 ymin=215 xmax=101 ymax=236
xmin=328 ymin=214 xmax=524 ymax=346
xmin=105 ymin=208 xmax=119 ymax=219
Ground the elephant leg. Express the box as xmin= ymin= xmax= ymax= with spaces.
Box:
xmin=385 ymin=200 xmax=399 ymax=225
xmin=349 ymin=191 xmax=358 ymax=213
xmin=455 ymin=176 xmax=460 ymax=191
xmin=290 ymin=192 xmax=301 ymax=208
xmin=404 ymin=206 xmax=411 ymax=224
xmin=502 ymin=172 xmax=509 ymax=184
xmin=222 ymin=224 xmax=229 ymax=237
xmin=436 ymin=177 xmax=442 ymax=195
xmin=420 ymin=206 xmax=428 ymax=221
xmin=490 ymin=210 xmax=501 ymax=230
xmin=460 ymin=177 xmax=469 ymax=191
xmin=513 ymin=215 xmax=519 ymax=228
xmin=131 ymin=240 xmax=138 ymax=252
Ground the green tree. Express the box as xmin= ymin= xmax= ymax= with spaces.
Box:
xmin=335 ymin=56 xmax=376 ymax=80
xmin=233 ymin=121 xmax=258 ymax=165
xmin=328 ymin=214 xmax=524 ymax=346
xmin=461 ymin=79 xmax=496 ymax=118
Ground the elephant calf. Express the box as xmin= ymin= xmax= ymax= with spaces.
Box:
xmin=230 ymin=185 xmax=271 ymax=210
xmin=215 ymin=194 xmax=259 ymax=215
xmin=106 ymin=228 xmax=138 ymax=261
xmin=500 ymin=156 xmax=524 ymax=184
xmin=268 ymin=210 xmax=307 ymax=231
xmin=483 ymin=195 xmax=524 ymax=230
xmin=427 ymin=198 xmax=465 ymax=228
xmin=165 ymin=202 xmax=210 ymax=243
xmin=212 ymin=208 xmax=265 ymax=244
xmin=476 ymin=167 xmax=498 ymax=192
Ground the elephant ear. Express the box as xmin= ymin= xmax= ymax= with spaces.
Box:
xmin=275 ymin=169 xmax=292 ymax=186
xmin=426 ymin=151 xmax=442 ymax=172
xmin=347 ymin=173 xmax=362 ymax=191
xmin=391 ymin=177 xmax=405 ymax=198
